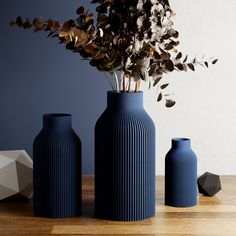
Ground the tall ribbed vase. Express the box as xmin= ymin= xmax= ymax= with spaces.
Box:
xmin=33 ymin=114 xmax=82 ymax=218
xmin=95 ymin=92 xmax=156 ymax=221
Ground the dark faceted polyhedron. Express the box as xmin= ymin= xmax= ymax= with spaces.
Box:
xmin=197 ymin=172 xmax=221 ymax=197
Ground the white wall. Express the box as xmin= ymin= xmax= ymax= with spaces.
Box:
xmin=143 ymin=0 xmax=236 ymax=175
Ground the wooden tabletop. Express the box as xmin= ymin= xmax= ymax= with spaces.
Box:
xmin=0 ymin=176 xmax=235 ymax=235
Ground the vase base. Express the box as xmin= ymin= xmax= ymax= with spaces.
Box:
xmin=95 ymin=211 xmax=155 ymax=221
xmin=33 ymin=208 xmax=81 ymax=219
xmin=165 ymin=201 xmax=197 ymax=208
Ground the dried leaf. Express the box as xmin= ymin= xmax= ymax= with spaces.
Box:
xmin=45 ymin=19 xmax=53 ymax=29
xmin=176 ymin=52 xmax=182 ymax=60
xmin=80 ymin=31 xmax=88 ymax=41
xmin=157 ymin=93 xmax=163 ymax=102
xmin=149 ymin=64 xmax=157 ymax=76
xmin=153 ymin=51 xmax=161 ymax=60
xmin=98 ymin=28 xmax=104 ymax=37
xmin=160 ymin=49 xmax=170 ymax=60
xmin=166 ymin=99 xmax=176 ymax=108
xmin=160 ymin=83 xmax=169 ymax=89
xmin=183 ymin=55 xmax=188 ymax=63
xmin=164 ymin=93 xmax=174 ymax=97
xmin=96 ymin=3 xmax=109 ymax=13
xmin=153 ymin=77 xmax=162 ymax=87
xmin=165 ymin=60 xmax=174 ymax=72
xmin=22 ymin=19 xmax=32 ymax=29
xmin=187 ymin=63 xmax=195 ymax=71
xmin=77 ymin=6 xmax=85 ymax=15
xmin=33 ymin=18 xmax=41 ymax=29
xmin=51 ymin=33 xmax=59 ymax=38
xmin=86 ymin=14 xmax=94 ymax=23
xmin=59 ymin=31 xmax=68 ymax=38
xmin=182 ymin=64 xmax=188 ymax=72
xmin=212 ymin=59 xmax=218 ymax=64
xmin=139 ymin=70 xmax=146 ymax=81
xmin=92 ymin=51 xmax=105 ymax=60
xmin=149 ymin=79 xmax=152 ymax=90
xmin=47 ymin=31 xmax=54 ymax=38
xmin=165 ymin=41 xmax=175 ymax=50
xmin=175 ymin=63 xmax=184 ymax=71
xmin=172 ymin=31 xmax=179 ymax=38
xmin=51 ymin=21 xmax=60 ymax=32
xmin=15 ymin=16 xmax=23 ymax=27
xmin=83 ymin=43 xmax=97 ymax=54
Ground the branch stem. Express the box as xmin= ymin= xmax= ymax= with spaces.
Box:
xmin=122 ymin=75 xmax=126 ymax=93
xmin=104 ymin=73 xmax=115 ymax=91
xmin=114 ymin=72 xmax=120 ymax=93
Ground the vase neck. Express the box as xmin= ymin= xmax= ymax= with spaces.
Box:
xmin=107 ymin=91 xmax=143 ymax=110
xmin=172 ymin=138 xmax=191 ymax=149
xmin=43 ymin=114 xmax=72 ymax=133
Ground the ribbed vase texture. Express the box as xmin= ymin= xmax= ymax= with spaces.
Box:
xmin=33 ymin=114 xmax=82 ymax=218
xmin=95 ymin=92 xmax=156 ymax=221
xmin=165 ymin=138 xmax=197 ymax=207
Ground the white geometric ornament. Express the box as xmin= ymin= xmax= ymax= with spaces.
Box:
xmin=0 ymin=150 xmax=33 ymax=200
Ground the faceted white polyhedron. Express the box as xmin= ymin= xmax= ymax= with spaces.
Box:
xmin=0 ymin=150 xmax=33 ymax=200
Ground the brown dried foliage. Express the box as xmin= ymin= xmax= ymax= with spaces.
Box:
xmin=10 ymin=0 xmax=217 ymax=107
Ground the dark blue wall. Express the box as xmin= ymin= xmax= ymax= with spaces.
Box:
xmin=0 ymin=1 xmax=110 ymax=174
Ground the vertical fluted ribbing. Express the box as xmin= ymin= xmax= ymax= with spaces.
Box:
xmin=33 ymin=125 xmax=82 ymax=218
xmin=95 ymin=93 xmax=156 ymax=221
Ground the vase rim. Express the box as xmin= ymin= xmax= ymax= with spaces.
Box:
xmin=43 ymin=113 xmax=71 ymax=118
xmin=172 ymin=138 xmax=190 ymax=142
xmin=107 ymin=91 xmax=143 ymax=94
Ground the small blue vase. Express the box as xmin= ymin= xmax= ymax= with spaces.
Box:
xmin=165 ymin=138 xmax=197 ymax=207
xmin=33 ymin=114 xmax=82 ymax=218
xmin=95 ymin=91 xmax=156 ymax=221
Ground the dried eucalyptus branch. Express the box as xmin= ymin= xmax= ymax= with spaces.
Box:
xmin=10 ymin=0 xmax=217 ymax=107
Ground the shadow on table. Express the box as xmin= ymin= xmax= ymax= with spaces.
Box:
xmin=0 ymin=196 xmax=34 ymax=217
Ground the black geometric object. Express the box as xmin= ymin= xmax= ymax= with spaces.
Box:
xmin=197 ymin=172 xmax=221 ymax=197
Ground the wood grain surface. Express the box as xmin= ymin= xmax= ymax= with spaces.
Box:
xmin=0 ymin=176 xmax=235 ymax=235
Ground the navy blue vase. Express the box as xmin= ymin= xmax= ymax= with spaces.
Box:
xmin=165 ymin=138 xmax=197 ymax=207
xmin=95 ymin=91 xmax=156 ymax=221
xmin=33 ymin=114 xmax=82 ymax=218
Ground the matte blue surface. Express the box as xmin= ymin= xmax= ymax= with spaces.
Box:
xmin=95 ymin=92 xmax=156 ymax=221
xmin=0 ymin=0 xmax=108 ymax=174
xmin=165 ymin=138 xmax=197 ymax=207
xmin=33 ymin=114 xmax=81 ymax=218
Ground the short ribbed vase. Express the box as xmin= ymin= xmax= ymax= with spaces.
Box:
xmin=33 ymin=114 xmax=82 ymax=218
xmin=95 ymin=92 xmax=156 ymax=221
xmin=165 ymin=138 xmax=197 ymax=207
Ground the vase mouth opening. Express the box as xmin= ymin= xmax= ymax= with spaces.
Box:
xmin=43 ymin=114 xmax=71 ymax=118
xmin=172 ymin=138 xmax=190 ymax=142
xmin=43 ymin=114 xmax=72 ymax=132
xmin=107 ymin=91 xmax=143 ymax=94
